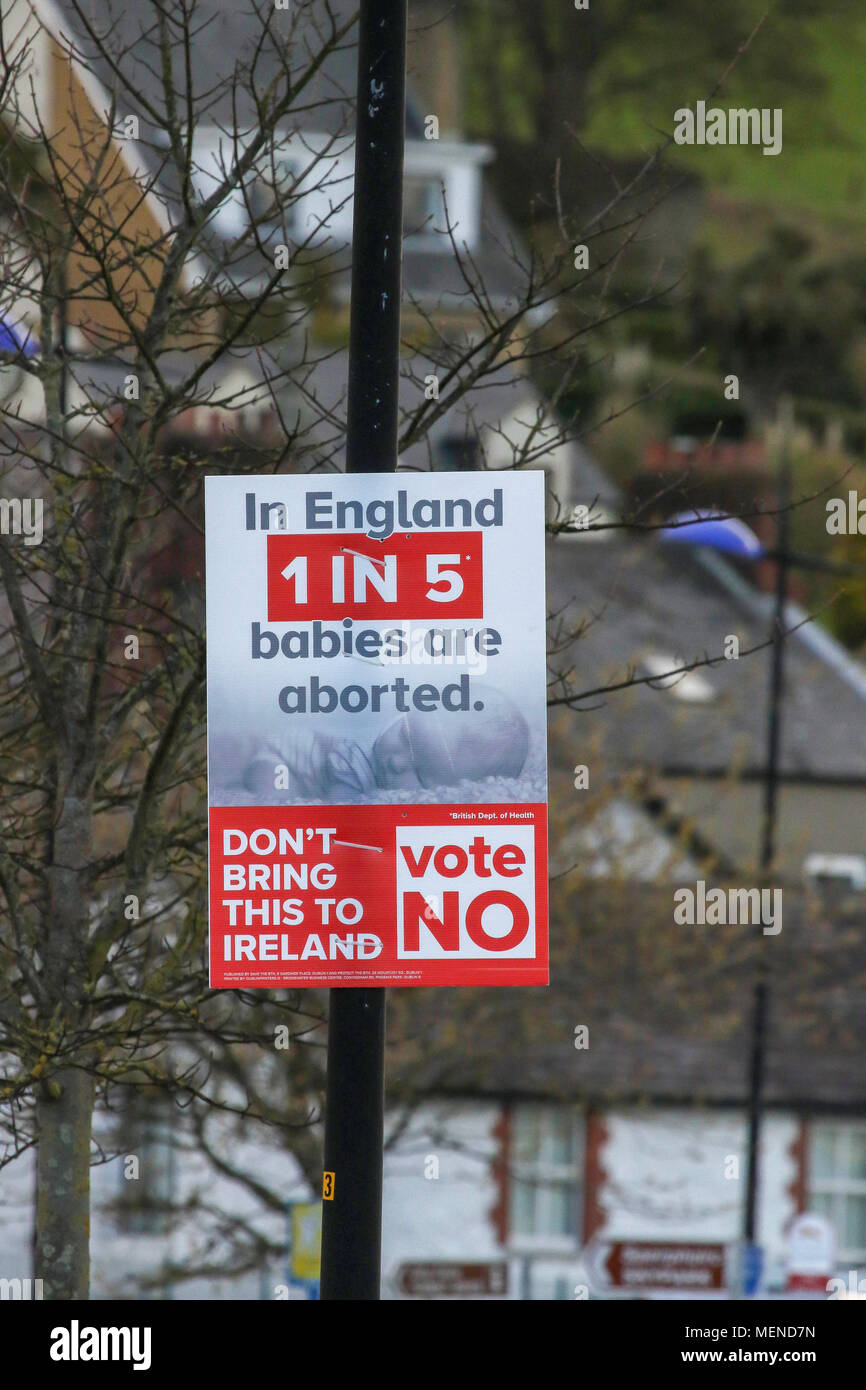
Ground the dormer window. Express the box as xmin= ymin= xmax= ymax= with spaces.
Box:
xmin=402 ymin=138 xmax=492 ymax=252
xmin=437 ymin=434 xmax=481 ymax=471
xmin=643 ymin=652 xmax=715 ymax=703
xmin=403 ymin=173 xmax=441 ymax=238
xmin=804 ymin=854 xmax=866 ymax=895
xmin=245 ymin=164 xmax=298 ymax=238
xmin=190 ymin=129 xmax=492 ymax=257
xmin=190 ymin=130 xmax=354 ymax=246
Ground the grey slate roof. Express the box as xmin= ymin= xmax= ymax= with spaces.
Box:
xmin=388 ymin=882 xmax=866 ymax=1110
xmin=374 ymin=425 xmax=866 ymax=1110
xmin=50 ymin=0 xmax=360 ymax=136
xmin=47 ymin=0 xmax=526 ymax=308
xmin=546 ymin=529 xmax=866 ymax=783
xmin=283 ymin=346 xmax=576 ymax=471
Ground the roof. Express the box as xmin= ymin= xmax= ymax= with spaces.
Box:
xmin=387 ymin=881 xmax=866 ymax=1111
xmin=41 ymin=0 xmax=527 ymax=308
xmin=42 ymin=0 xmax=359 ymax=136
xmin=546 ymin=529 xmax=866 ymax=784
xmin=285 ymin=347 xmax=594 ymax=475
xmin=383 ymin=497 xmax=866 ymax=1112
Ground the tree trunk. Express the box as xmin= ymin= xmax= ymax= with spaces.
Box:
xmin=34 ymin=1068 xmax=94 ymax=1298
xmin=33 ymin=736 xmax=96 ymax=1298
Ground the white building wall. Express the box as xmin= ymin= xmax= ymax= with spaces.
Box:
xmin=0 ymin=1144 xmax=35 ymax=1289
xmin=380 ymin=1104 xmax=802 ymax=1299
xmin=381 ymin=1099 xmax=503 ymax=1299
xmin=0 ymin=1101 xmax=805 ymax=1300
xmin=598 ymin=1109 xmax=799 ymax=1292
xmin=89 ymin=1110 xmax=309 ymax=1302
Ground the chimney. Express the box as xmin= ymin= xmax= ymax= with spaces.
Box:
xmin=409 ymin=1 xmax=462 ymax=138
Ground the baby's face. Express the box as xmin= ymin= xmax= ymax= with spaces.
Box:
xmin=372 ymin=717 xmax=423 ymax=789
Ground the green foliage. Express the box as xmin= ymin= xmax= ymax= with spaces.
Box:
xmin=458 ymin=1 xmax=866 ymax=224
xmin=828 ymin=529 xmax=866 ymax=650
xmin=687 ymin=227 xmax=866 ymax=408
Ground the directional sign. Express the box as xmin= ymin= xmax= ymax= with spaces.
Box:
xmin=289 ymin=1202 xmax=322 ymax=1281
xmin=592 ymin=1241 xmax=727 ymax=1293
xmin=397 ymin=1262 xmax=508 ymax=1298
xmin=741 ymin=1242 xmax=764 ymax=1298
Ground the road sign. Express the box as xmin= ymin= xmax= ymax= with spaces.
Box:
xmin=289 ymin=1202 xmax=322 ymax=1280
xmin=205 ymin=472 xmax=548 ymax=988
xmin=741 ymin=1241 xmax=764 ymax=1297
xmin=286 ymin=1200 xmax=322 ymax=1299
xmin=591 ymin=1241 xmax=727 ymax=1293
xmin=397 ymin=1262 xmax=508 ymax=1298
xmin=786 ymin=1212 xmax=835 ymax=1293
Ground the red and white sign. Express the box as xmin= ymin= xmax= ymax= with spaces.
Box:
xmin=590 ymin=1241 xmax=727 ymax=1292
xmin=786 ymin=1213 xmax=835 ymax=1293
xmin=205 ymin=473 xmax=548 ymax=987
xmin=266 ymin=531 xmax=484 ymax=621
xmin=397 ymin=1262 xmax=508 ymax=1298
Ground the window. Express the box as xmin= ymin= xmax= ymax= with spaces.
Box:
xmin=403 ymin=174 xmax=441 ymax=239
xmin=804 ymin=854 xmax=866 ymax=895
xmin=115 ymin=1092 xmax=176 ymax=1235
xmin=402 ymin=139 xmax=489 ymax=251
xmin=437 ymin=434 xmax=480 ymax=471
xmin=191 ymin=135 xmax=299 ymax=241
xmin=245 ymin=160 xmax=298 ymax=240
xmin=809 ymin=1123 xmax=866 ymax=1262
xmin=509 ymin=1105 xmax=582 ymax=1247
xmin=642 ymin=651 xmax=715 ymax=703
xmin=573 ymin=797 xmax=700 ymax=882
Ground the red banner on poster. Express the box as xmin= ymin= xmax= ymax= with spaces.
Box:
xmin=266 ymin=531 xmax=484 ymax=622
xmin=209 ymin=803 xmax=547 ymax=987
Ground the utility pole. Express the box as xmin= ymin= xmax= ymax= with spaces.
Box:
xmin=742 ymin=438 xmax=791 ymax=1280
xmin=319 ymin=0 xmax=407 ymax=1301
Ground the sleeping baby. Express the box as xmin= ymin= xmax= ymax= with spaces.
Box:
xmin=242 ymin=685 xmax=530 ymax=801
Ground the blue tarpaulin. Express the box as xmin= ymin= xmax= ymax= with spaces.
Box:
xmin=660 ymin=510 xmax=764 ymax=558
xmin=0 ymin=318 xmax=38 ymax=356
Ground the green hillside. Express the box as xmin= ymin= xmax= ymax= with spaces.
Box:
xmin=584 ymin=18 xmax=866 ymax=226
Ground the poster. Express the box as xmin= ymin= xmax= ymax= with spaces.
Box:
xmin=206 ymin=472 xmax=548 ymax=987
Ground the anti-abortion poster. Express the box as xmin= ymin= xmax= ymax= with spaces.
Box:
xmin=206 ymin=472 xmax=548 ymax=988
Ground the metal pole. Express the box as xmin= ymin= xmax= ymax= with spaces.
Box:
xmin=743 ymin=443 xmax=790 ymax=1253
xmin=319 ymin=0 xmax=407 ymax=1302
xmin=743 ymin=977 xmax=769 ymax=1243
